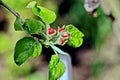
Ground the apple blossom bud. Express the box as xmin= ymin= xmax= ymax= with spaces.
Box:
xmin=60 ymin=38 xmax=67 ymax=45
xmin=48 ymin=27 xmax=55 ymax=35
xmin=63 ymin=32 xmax=70 ymax=39
xmin=58 ymin=27 xmax=64 ymax=32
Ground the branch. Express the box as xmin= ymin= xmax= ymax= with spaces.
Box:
xmin=0 ymin=0 xmax=19 ymax=17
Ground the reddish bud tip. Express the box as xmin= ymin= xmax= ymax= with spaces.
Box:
xmin=60 ymin=38 xmax=67 ymax=45
xmin=63 ymin=32 xmax=70 ymax=39
xmin=48 ymin=27 xmax=55 ymax=35
xmin=58 ymin=28 xmax=64 ymax=32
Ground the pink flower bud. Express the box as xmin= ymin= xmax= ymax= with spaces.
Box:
xmin=63 ymin=32 xmax=70 ymax=39
xmin=60 ymin=38 xmax=67 ymax=45
xmin=58 ymin=27 xmax=64 ymax=32
xmin=48 ymin=27 xmax=55 ymax=35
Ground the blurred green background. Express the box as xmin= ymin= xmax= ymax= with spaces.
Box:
xmin=0 ymin=0 xmax=120 ymax=80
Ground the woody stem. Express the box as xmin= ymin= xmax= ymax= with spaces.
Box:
xmin=0 ymin=0 xmax=19 ymax=17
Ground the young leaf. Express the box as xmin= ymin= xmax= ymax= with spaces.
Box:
xmin=14 ymin=17 xmax=23 ymax=31
xmin=48 ymin=55 xmax=65 ymax=80
xmin=32 ymin=40 xmax=42 ymax=57
xmin=23 ymin=18 xmax=45 ymax=34
xmin=26 ymin=1 xmax=40 ymax=16
xmin=14 ymin=37 xmax=42 ymax=66
xmin=65 ymin=25 xmax=84 ymax=48
xmin=26 ymin=1 xmax=56 ymax=24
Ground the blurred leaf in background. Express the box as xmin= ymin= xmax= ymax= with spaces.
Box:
xmin=68 ymin=0 xmax=112 ymax=48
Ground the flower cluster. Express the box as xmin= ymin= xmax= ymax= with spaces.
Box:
xmin=48 ymin=27 xmax=70 ymax=45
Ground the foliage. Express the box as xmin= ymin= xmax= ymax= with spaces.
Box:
xmin=66 ymin=25 xmax=84 ymax=48
xmin=23 ymin=18 xmax=45 ymax=34
xmin=1 ymin=0 xmax=119 ymax=80
xmin=14 ymin=37 xmax=42 ymax=66
xmin=48 ymin=55 xmax=65 ymax=80
xmin=13 ymin=1 xmax=84 ymax=79
xmin=26 ymin=1 xmax=56 ymax=24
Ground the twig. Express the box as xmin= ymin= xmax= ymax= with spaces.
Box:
xmin=0 ymin=0 xmax=19 ymax=17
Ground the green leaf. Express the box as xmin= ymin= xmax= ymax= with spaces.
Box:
xmin=48 ymin=55 xmax=65 ymax=80
xmin=26 ymin=1 xmax=40 ymax=16
xmin=23 ymin=18 xmax=45 ymax=34
xmin=65 ymin=25 xmax=84 ymax=48
xmin=14 ymin=17 xmax=23 ymax=31
xmin=14 ymin=37 xmax=42 ymax=66
xmin=32 ymin=40 xmax=42 ymax=57
xmin=26 ymin=1 xmax=56 ymax=24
